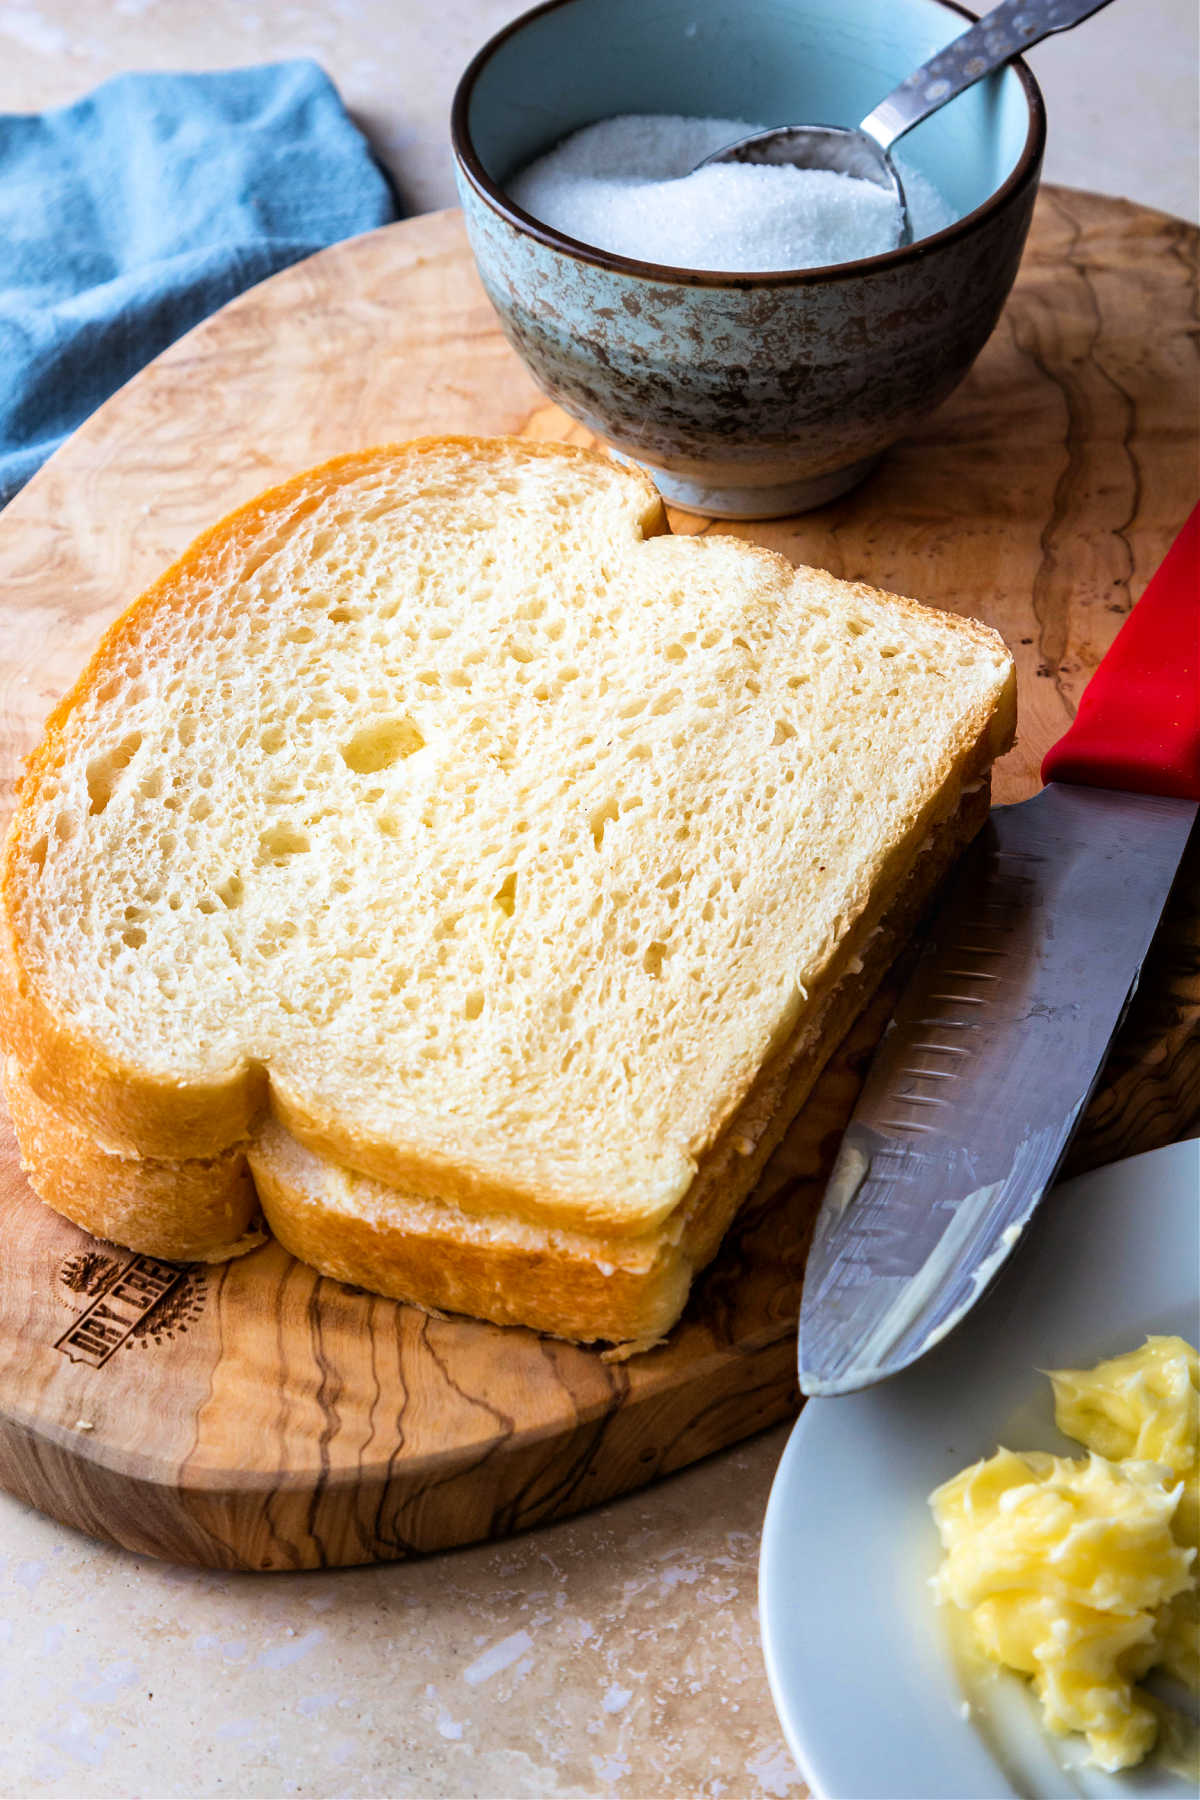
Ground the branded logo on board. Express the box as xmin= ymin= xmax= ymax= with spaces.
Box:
xmin=54 ymin=1251 xmax=204 ymax=1366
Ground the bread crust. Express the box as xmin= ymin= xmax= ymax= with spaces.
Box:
xmin=3 ymin=1059 xmax=265 ymax=1262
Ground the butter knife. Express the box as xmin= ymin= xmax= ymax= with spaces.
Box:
xmin=798 ymin=509 xmax=1200 ymax=1396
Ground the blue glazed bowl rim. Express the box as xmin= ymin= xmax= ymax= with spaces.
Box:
xmin=450 ymin=0 xmax=1047 ymax=287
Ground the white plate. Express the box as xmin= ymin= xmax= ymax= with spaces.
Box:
xmin=759 ymin=1138 xmax=1200 ymax=1800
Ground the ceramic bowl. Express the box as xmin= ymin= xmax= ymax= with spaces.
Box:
xmin=451 ymin=0 xmax=1045 ymax=519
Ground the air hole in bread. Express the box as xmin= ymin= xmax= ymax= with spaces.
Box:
xmin=772 ymin=720 xmax=797 ymax=745
xmin=260 ymin=725 xmax=286 ymax=754
xmin=259 ymin=824 xmax=309 ymax=861
xmin=463 ymin=990 xmax=485 ymax=1020
xmin=341 ymin=717 xmax=424 ymax=774
xmin=590 ymin=799 xmax=619 ymax=850
xmin=122 ymin=925 xmax=146 ymax=948
xmin=663 ymin=643 xmax=686 ymax=663
xmin=642 ymin=940 xmax=668 ymax=978
xmin=493 ymin=872 xmax=518 ymax=918
xmin=85 ymin=732 xmax=143 ymax=815
xmin=216 ymin=875 xmax=244 ymax=909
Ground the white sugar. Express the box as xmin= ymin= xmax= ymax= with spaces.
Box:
xmin=507 ymin=114 xmax=957 ymax=274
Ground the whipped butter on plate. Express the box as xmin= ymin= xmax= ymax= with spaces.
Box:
xmin=930 ymin=1337 xmax=1199 ymax=1775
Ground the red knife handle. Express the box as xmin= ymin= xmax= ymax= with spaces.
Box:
xmin=1041 ymin=505 xmax=1200 ymax=802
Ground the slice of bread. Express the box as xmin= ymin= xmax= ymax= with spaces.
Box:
xmin=0 ymin=436 xmax=1014 ymax=1252
xmin=0 ymin=436 xmax=1015 ymax=1340
xmin=5 ymin=778 xmax=989 ymax=1347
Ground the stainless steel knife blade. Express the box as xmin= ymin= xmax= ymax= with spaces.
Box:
xmin=797 ymin=781 xmax=1197 ymax=1396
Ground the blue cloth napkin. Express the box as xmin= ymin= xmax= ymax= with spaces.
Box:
xmin=0 ymin=60 xmax=399 ymax=506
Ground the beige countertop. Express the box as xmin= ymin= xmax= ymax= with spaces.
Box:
xmin=0 ymin=1428 xmax=793 ymax=1799
xmin=0 ymin=4 xmax=1196 ymax=1797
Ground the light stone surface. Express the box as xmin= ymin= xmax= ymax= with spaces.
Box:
xmin=0 ymin=3 xmax=1194 ymax=1796
xmin=0 ymin=1430 xmax=801 ymax=1799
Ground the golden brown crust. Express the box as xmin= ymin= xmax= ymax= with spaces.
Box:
xmin=250 ymin=1149 xmax=692 ymax=1348
xmin=3 ymin=1059 xmax=266 ymax=1261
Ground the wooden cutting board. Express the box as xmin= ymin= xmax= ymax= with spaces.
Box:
xmin=0 ymin=190 xmax=1196 ymax=1570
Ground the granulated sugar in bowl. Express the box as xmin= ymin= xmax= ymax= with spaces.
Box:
xmin=507 ymin=114 xmax=956 ymax=273
xmin=452 ymin=0 xmax=1045 ymax=519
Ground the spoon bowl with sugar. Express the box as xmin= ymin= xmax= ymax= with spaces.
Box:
xmin=699 ymin=0 xmax=1115 ymax=247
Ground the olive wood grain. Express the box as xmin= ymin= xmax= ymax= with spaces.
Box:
xmin=0 ymin=187 xmax=1195 ymax=1568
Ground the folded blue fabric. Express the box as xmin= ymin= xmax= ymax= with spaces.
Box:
xmin=0 ymin=60 xmax=399 ymax=506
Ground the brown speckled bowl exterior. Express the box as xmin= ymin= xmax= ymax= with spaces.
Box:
xmin=452 ymin=0 xmax=1045 ymax=518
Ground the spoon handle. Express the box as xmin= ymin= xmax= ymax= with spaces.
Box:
xmin=861 ymin=0 xmax=1116 ymax=152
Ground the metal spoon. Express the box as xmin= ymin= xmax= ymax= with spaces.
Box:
xmin=698 ymin=0 xmax=1116 ymax=246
